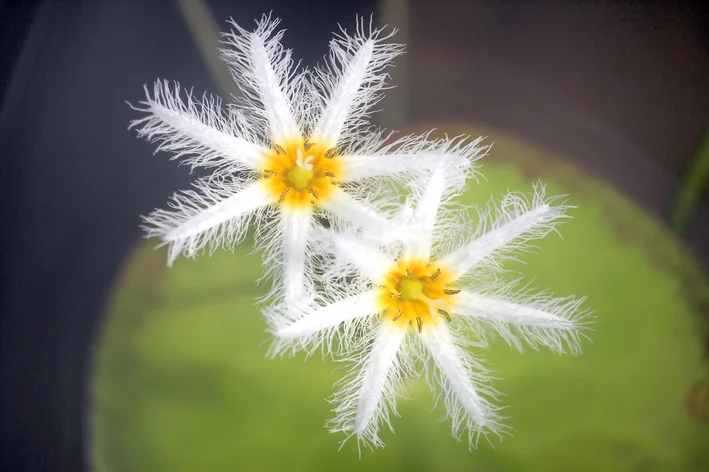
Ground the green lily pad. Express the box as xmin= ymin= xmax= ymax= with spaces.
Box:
xmin=91 ymin=124 xmax=709 ymax=471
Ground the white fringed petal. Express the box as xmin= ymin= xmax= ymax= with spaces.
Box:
xmin=338 ymin=153 xmax=434 ymax=182
xmin=142 ymin=180 xmax=270 ymax=266
xmin=441 ymin=184 xmax=569 ymax=279
xmin=453 ymin=289 xmax=589 ymax=354
xmin=280 ymin=208 xmax=314 ymax=304
xmin=311 ymin=18 xmax=404 ymax=148
xmin=322 ymin=188 xmax=397 ymax=238
xmin=330 ymin=231 xmax=395 ymax=284
xmin=329 ymin=324 xmax=408 ymax=449
xmin=420 ymin=323 xmax=502 ymax=447
xmin=221 ymin=14 xmax=300 ymax=142
xmin=311 ymin=39 xmax=374 ymax=147
xmin=403 ymin=160 xmax=453 ymax=260
xmin=339 ymin=133 xmax=488 ymax=184
xmin=129 ymin=80 xmax=267 ymax=171
xmin=276 ymin=291 xmax=378 ymax=340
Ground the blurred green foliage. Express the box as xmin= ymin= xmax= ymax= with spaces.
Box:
xmin=92 ymin=129 xmax=709 ymax=471
xmin=672 ymin=130 xmax=709 ymax=232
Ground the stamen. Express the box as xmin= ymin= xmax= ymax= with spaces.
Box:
xmin=443 ymin=289 xmax=461 ymax=295
xmin=279 ymin=188 xmax=290 ymax=202
xmin=392 ymin=310 xmax=403 ymax=321
xmin=406 ymin=269 xmax=414 ymax=279
xmin=304 ymin=142 xmax=315 ymax=151
xmin=389 ymin=292 xmax=401 ymax=299
xmin=324 ymin=147 xmax=339 ymax=159
xmin=295 ymin=150 xmax=314 ymax=171
xmin=438 ymin=309 xmax=451 ymax=322
xmin=273 ymin=144 xmax=286 ymax=155
xmin=263 ymin=169 xmax=277 ymax=176
xmin=324 ymin=171 xmax=336 ymax=178
xmin=309 ymin=188 xmax=319 ymax=200
xmin=429 ymin=268 xmax=441 ymax=280
xmin=416 ymin=317 xmax=423 ymax=333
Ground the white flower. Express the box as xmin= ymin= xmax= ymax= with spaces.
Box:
xmin=129 ymin=15 xmax=475 ymax=303
xmin=272 ymin=161 xmax=591 ymax=449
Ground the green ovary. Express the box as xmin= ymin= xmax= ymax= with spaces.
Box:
xmin=286 ymin=167 xmax=314 ymax=190
xmin=398 ymin=279 xmax=423 ymax=301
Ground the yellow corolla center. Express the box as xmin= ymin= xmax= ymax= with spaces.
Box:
xmin=260 ymin=138 xmax=342 ymax=209
xmin=377 ymin=259 xmax=460 ymax=333
xmin=398 ymin=278 xmax=423 ymax=300
xmin=286 ymin=166 xmax=314 ymax=190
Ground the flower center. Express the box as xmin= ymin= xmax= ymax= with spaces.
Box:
xmin=260 ymin=139 xmax=342 ymax=209
xmin=378 ymin=259 xmax=460 ymax=332
xmin=286 ymin=166 xmax=314 ymax=190
xmin=397 ymin=278 xmax=423 ymax=300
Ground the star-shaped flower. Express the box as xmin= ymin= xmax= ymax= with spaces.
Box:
xmin=130 ymin=15 xmax=476 ymax=303
xmin=273 ymin=161 xmax=591 ymax=449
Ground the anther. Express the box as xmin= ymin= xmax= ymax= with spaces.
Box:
xmin=324 ymin=147 xmax=339 ymax=159
xmin=429 ymin=268 xmax=441 ymax=280
xmin=309 ymin=188 xmax=319 ymax=200
xmin=273 ymin=144 xmax=286 ymax=155
xmin=392 ymin=310 xmax=403 ymax=321
xmin=304 ymin=142 xmax=315 ymax=151
xmin=416 ymin=317 xmax=423 ymax=333
xmin=406 ymin=269 xmax=414 ymax=279
xmin=279 ymin=188 xmax=290 ymax=202
xmin=264 ymin=169 xmax=277 ymax=176
xmin=443 ymin=289 xmax=461 ymax=295
xmin=438 ymin=309 xmax=451 ymax=322
xmin=389 ymin=292 xmax=401 ymax=299
xmin=324 ymin=171 xmax=336 ymax=178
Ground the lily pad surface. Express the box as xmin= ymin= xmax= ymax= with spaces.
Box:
xmin=92 ymin=125 xmax=709 ymax=471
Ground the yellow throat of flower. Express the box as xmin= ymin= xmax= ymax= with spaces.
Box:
xmin=261 ymin=139 xmax=342 ymax=209
xmin=398 ymin=278 xmax=423 ymax=300
xmin=378 ymin=259 xmax=460 ymax=333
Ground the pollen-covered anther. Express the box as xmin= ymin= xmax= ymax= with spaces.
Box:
xmin=324 ymin=147 xmax=339 ymax=159
xmin=416 ymin=317 xmax=423 ymax=333
xmin=438 ymin=308 xmax=451 ymax=322
xmin=443 ymin=289 xmax=461 ymax=295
